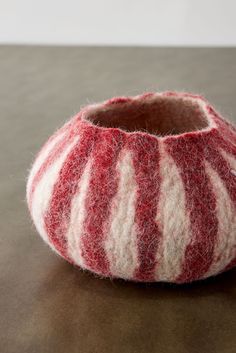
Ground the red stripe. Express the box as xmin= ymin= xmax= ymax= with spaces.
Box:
xmin=80 ymin=129 xmax=125 ymax=276
xmin=208 ymin=106 xmax=236 ymax=145
xmin=217 ymin=135 xmax=236 ymax=156
xmin=29 ymin=134 xmax=70 ymax=209
xmin=210 ymin=108 xmax=236 ymax=158
xmin=204 ymin=138 xmax=236 ymax=205
xmin=208 ymin=108 xmax=236 ymax=274
xmin=212 ymin=125 xmax=236 ymax=158
xmin=189 ymin=112 xmax=236 ymax=277
xmin=28 ymin=119 xmax=78 ymax=210
xmin=127 ymin=134 xmax=161 ymax=281
xmin=165 ymin=134 xmax=218 ymax=283
xmin=202 ymin=130 xmax=236 ymax=272
xmin=203 ymin=133 xmax=236 ymax=274
xmin=44 ymin=124 xmax=98 ymax=261
xmin=33 ymin=118 xmax=73 ymax=160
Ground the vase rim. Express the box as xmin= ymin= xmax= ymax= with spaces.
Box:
xmin=79 ymin=91 xmax=218 ymax=141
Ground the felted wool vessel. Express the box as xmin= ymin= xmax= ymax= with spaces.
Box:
xmin=27 ymin=91 xmax=236 ymax=283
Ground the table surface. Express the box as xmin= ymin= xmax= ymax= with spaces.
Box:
xmin=1 ymin=46 xmax=236 ymax=353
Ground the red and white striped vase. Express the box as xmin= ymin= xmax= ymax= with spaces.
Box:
xmin=26 ymin=92 xmax=236 ymax=283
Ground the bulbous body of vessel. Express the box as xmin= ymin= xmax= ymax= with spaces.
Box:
xmin=27 ymin=92 xmax=236 ymax=283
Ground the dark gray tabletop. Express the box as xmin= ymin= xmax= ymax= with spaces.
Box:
xmin=1 ymin=46 xmax=236 ymax=353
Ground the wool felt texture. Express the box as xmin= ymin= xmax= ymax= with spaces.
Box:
xmin=27 ymin=91 xmax=236 ymax=283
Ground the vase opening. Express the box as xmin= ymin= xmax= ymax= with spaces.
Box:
xmin=85 ymin=94 xmax=210 ymax=136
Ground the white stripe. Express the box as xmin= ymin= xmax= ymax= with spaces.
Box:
xmin=155 ymin=144 xmax=192 ymax=282
xmin=105 ymin=150 xmax=138 ymax=279
xmin=204 ymin=158 xmax=236 ymax=277
xmin=220 ymin=148 xmax=236 ymax=171
xmin=31 ymin=137 xmax=79 ymax=250
xmin=67 ymin=159 xmax=92 ymax=268
xmin=26 ymin=131 xmax=66 ymax=203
